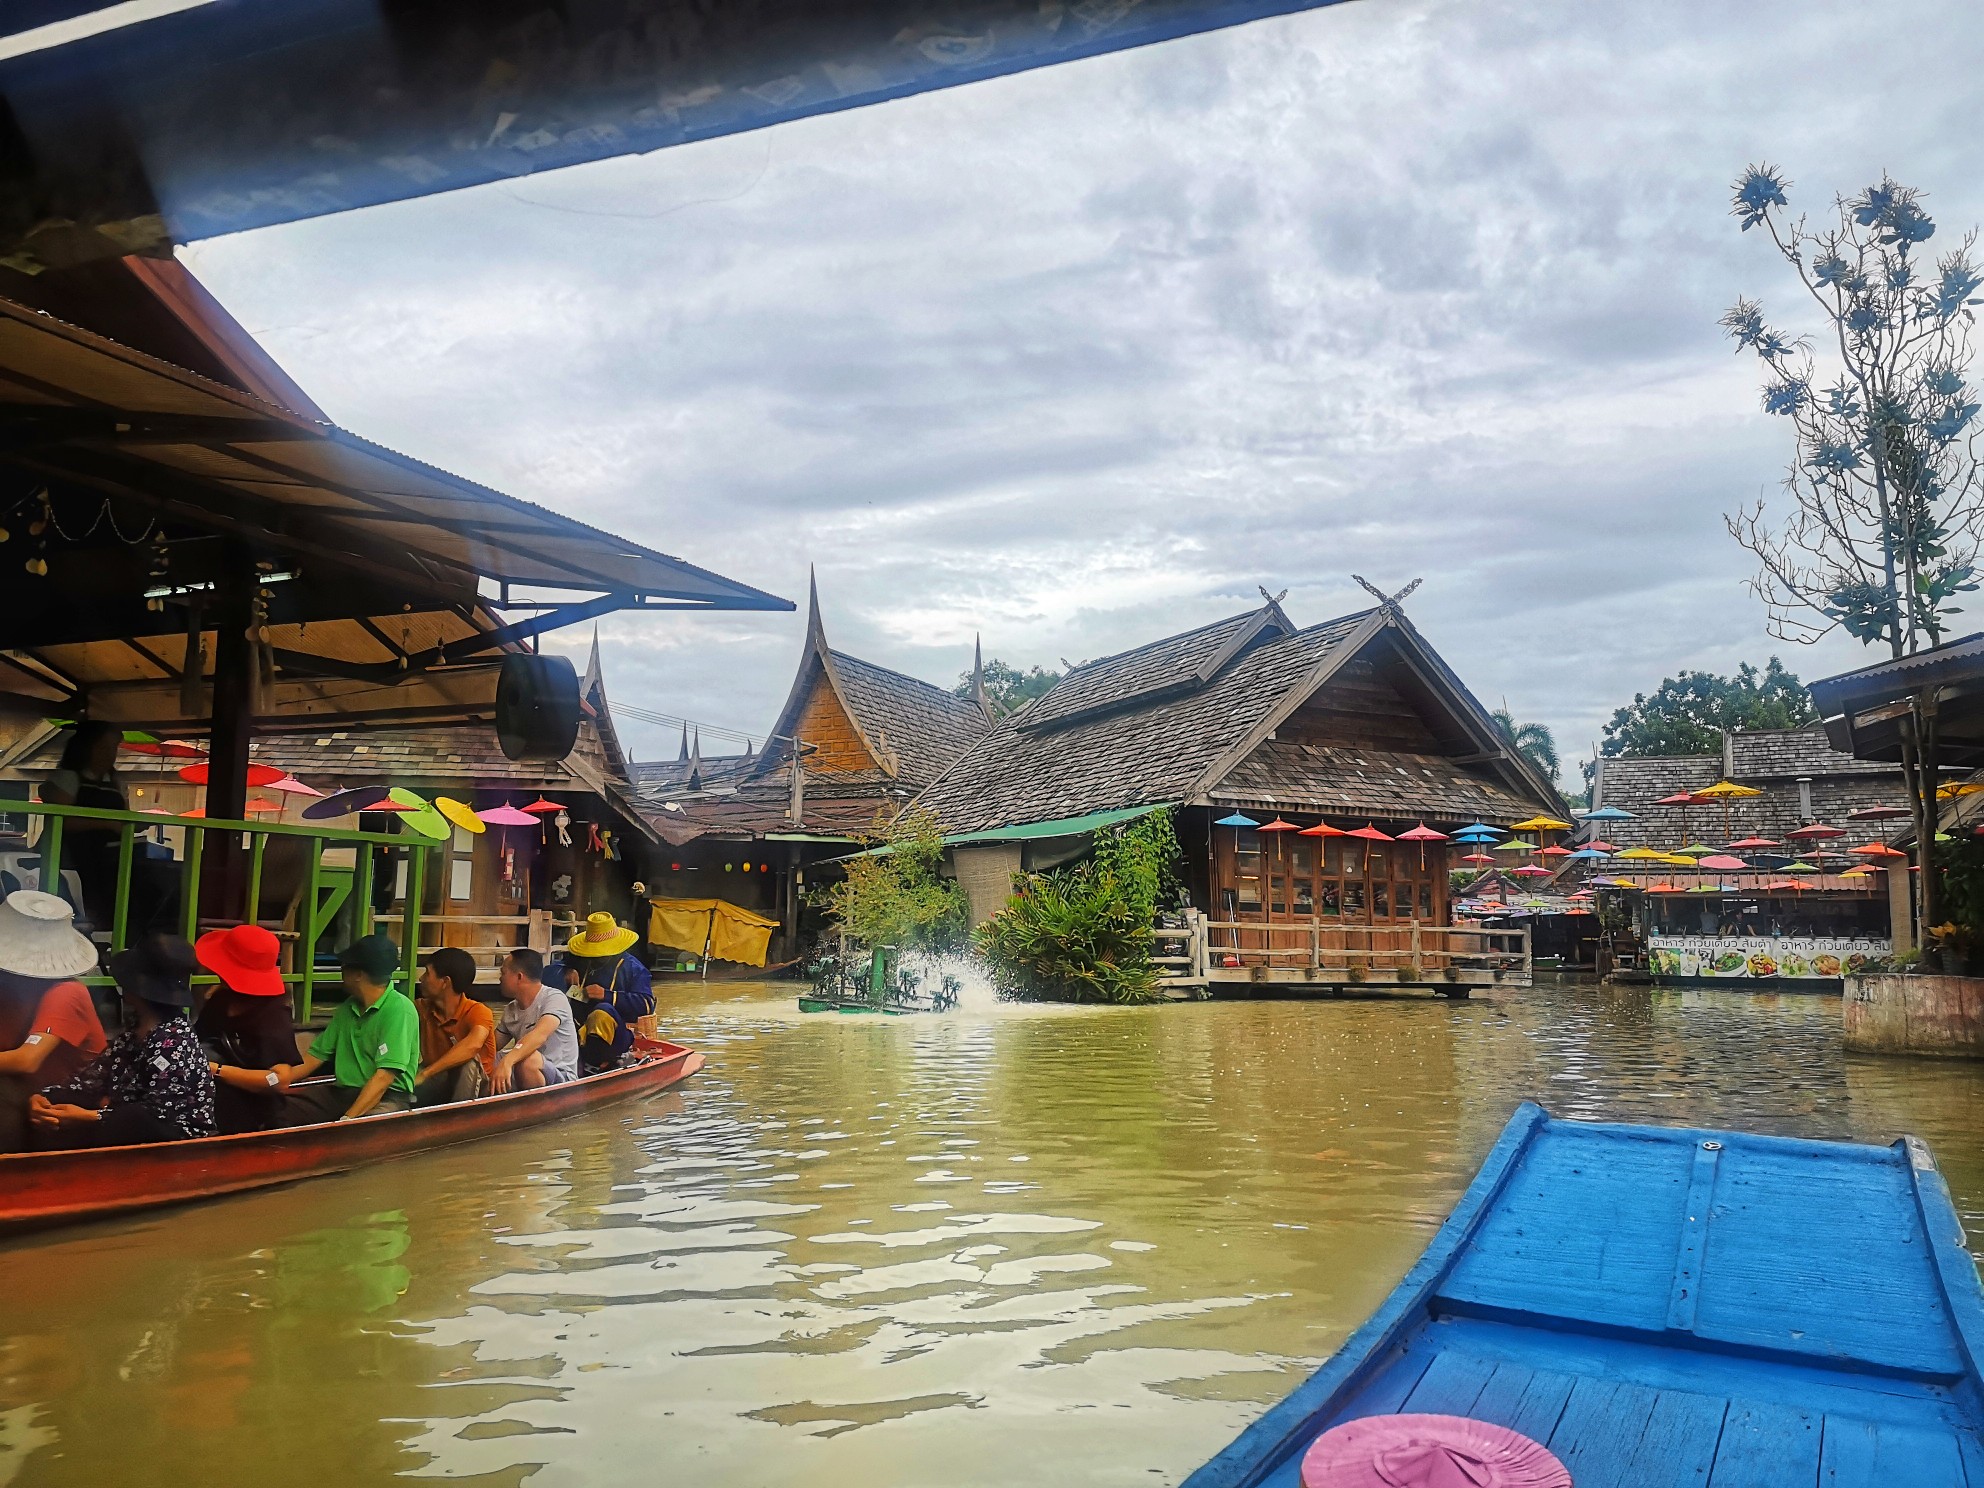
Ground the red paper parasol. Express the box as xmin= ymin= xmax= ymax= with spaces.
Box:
xmin=521 ymin=797 xmax=564 ymax=815
xmin=178 ymin=761 xmax=285 ymax=787
xmin=1538 ymin=844 xmax=1573 ymax=858
xmin=1347 ymin=824 xmax=1394 ymax=841
xmin=360 ymin=797 xmax=418 ymax=813
xmin=124 ymin=738 xmax=208 ymax=759
xmin=1257 ymin=818 xmax=1299 ymax=832
xmin=1298 ymin=821 xmax=1345 ymax=837
xmin=1584 ymin=839 xmax=1618 ymax=852
xmin=1461 ymin=852 xmax=1494 ymax=864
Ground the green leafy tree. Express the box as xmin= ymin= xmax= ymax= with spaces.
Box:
xmin=955 ymin=658 xmax=1063 ymax=715
xmin=1599 ymin=659 xmax=1817 ymax=757
xmin=1491 ymin=706 xmax=1561 ymax=784
xmin=821 ymin=807 xmax=967 ymax=954
xmin=1724 ymin=168 xmax=1984 ymax=947
xmin=973 ymin=809 xmax=1180 ymax=1004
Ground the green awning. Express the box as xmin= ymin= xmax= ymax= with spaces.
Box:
xmin=943 ymin=805 xmax=1168 ymax=846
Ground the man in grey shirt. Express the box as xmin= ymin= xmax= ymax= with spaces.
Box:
xmin=493 ymin=947 xmax=580 ymax=1091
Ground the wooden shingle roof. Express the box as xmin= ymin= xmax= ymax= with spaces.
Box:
xmin=917 ymin=603 xmax=1562 ymax=833
xmin=829 ymin=650 xmax=990 ymax=787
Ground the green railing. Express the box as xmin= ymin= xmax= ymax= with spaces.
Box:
xmin=13 ymin=800 xmax=441 ymax=1021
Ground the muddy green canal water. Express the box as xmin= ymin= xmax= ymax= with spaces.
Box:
xmin=5 ymin=981 xmax=1983 ymax=1486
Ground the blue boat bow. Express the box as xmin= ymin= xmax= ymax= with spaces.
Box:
xmin=1185 ymin=1102 xmax=1984 ymax=1487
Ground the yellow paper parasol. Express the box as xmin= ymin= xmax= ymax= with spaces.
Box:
xmin=435 ymin=796 xmax=487 ymax=835
xmin=1510 ymin=815 xmax=1573 ymax=832
xmin=1693 ymin=779 xmax=1763 ymax=841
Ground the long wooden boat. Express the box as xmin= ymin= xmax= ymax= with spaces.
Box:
xmin=1185 ymin=1102 xmax=1984 ymax=1487
xmin=0 ymin=1037 xmax=704 ymax=1235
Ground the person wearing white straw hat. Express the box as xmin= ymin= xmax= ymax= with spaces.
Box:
xmin=0 ymin=890 xmax=107 ymax=1152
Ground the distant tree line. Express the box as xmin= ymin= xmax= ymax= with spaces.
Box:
xmin=1598 ymin=658 xmax=1816 ymax=758
xmin=955 ymin=658 xmax=1063 ymax=715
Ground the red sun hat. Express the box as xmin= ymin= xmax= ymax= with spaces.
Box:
xmin=195 ymin=923 xmax=286 ymax=997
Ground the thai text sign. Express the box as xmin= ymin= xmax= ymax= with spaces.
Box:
xmin=1647 ymin=936 xmax=1890 ymax=980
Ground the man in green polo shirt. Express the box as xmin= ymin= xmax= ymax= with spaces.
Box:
xmin=272 ymin=934 xmax=419 ymax=1126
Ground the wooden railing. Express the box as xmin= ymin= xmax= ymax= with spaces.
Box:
xmin=1157 ymin=912 xmax=1530 ymax=984
xmin=13 ymin=799 xmax=440 ymax=1020
xmin=414 ymin=910 xmax=584 ymax=969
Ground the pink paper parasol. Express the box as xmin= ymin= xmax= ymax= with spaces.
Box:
xmin=1509 ymin=864 xmax=1552 ymax=877
xmin=1788 ymin=822 xmax=1846 ymax=839
xmin=1461 ymin=853 xmax=1494 ymax=864
xmin=1396 ymin=824 xmax=1448 ymax=841
xmin=1727 ymin=836 xmax=1779 ymax=849
xmin=478 ymin=803 xmax=540 ymax=826
xmin=1695 ymin=854 xmax=1748 ymax=870
xmin=268 ymin=775 xmax=324 ymax=798
xmin=1347 ymin=824 xmax=1394 ymax=841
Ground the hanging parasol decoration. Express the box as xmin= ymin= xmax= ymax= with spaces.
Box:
xmin=1257 ymin=818 xmax=1300 ymax=833
xmin=1764 ymin=879 xmax=1805 ymax=891
xmin=479 ymin=803 xmax=542 ymax=826
xmin=1787 ymin=822 xmax=1846 ymax=839
xmin=1783 ymin=860 xmax=1819 ymax=873
xmin=1457 ymin=822 xmax=1505 ymax=837
xmin=1537 ymin=844 xmax=1573 ymax=858
xmin=1215 ymin=812 xmax=1259 ymax=828
xmin=1673 ymin=842 xmax=1716 ymax=857
xmin=178 ymin=761 xmax=286 ymax=787
xmin=1396 ymin=821 xmax=1449 ymax=867
xmin=1510 ymin=815 xmax=1573 ymax=833
xmin=301 ymin=787 xmax=386 ymax=821
xmin=1563 ymin=848 xmax=1608 ymax=861
xmin=1580 ymin=805 xmax=1635 ymax=821
xmin=1615 ymin=846 xmax=1667 ymax=861
xmin=267 ymin=775 xmax=324 ymax=798
xmin=1493 ymin=838 xmax=1538 ymax=853
xmin=243 ymin=797 xmax=283 ymax=814
xmin=1347 ymin=824 xmax=1394 ymax=841
xmin=358 ymin=796 xmax=417 ymax=813
xmin=1846 ymin=804 xmax=1911 ymax=821
xmin=1726 ymin=836 xmax=1780 ymax=850
xmin=1509 ymin=864 xmax=1552 ymax=877
xmin=1938 ymin=781 xmax=1984 ymax=799
xmin=1695 ymin=780 xmax=1763 ymax=800
xmin=435 ymin=797 xmax=487 ymax=835
xmin=1850 ymin=842 xmax=1908 ymax=858
xmin=522 ymin=797 xmax=564 ymax=814
xmin=1583 ymin=839 xmax=1618 ymax=853
xmin=1840 ymin=866 xmax=1874 ymax=878
xmin=1461 ymin=852 xmax=1495 ymax=865
xmin=124 ymin=738 xmax=208 ymax=759
xmin=387 ymin=786 xmax=450 ymax=841
xmin=1298 ymin=821 xmax=1346 ymax=837
xmin=1695 ymin=855 xmax=1749 ymax=871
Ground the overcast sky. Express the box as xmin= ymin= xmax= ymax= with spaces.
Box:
xmin=184 ymin=0 xmax=1984 ymax=782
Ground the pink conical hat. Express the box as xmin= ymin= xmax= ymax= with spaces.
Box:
xmin=1301 ymin=1415 xmax=1569 ymax=1488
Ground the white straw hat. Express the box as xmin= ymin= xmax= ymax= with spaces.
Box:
xmin=0 ymin=890 xmax=100 ymax=978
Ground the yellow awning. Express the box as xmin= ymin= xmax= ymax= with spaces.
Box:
xmin=648 ymin=897 xmax=779 ymax=967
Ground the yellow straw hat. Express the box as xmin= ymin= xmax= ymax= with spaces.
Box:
xmin=567 ymin=911 xmax=637 ymax=959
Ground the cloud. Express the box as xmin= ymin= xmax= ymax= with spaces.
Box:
xmin=180 ymin=0 xmax=1984 ymax=777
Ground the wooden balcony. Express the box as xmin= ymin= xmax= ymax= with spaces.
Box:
xmin=1153 ymin=911 xmax=1531 ymax=997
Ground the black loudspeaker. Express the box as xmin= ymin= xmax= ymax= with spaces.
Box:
xmin=495 ymin=653 xmax=582 ymax=761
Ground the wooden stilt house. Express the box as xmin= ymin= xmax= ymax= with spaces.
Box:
xmin=915 ymin=596 xmax=1567 ymax=992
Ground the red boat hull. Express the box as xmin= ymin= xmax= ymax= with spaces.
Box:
xmin=0 ymin=1038 xmax=705 ymax=1234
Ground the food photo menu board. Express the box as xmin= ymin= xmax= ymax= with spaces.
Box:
xmin=1646 ymin=936 xmax=1890 ymax=980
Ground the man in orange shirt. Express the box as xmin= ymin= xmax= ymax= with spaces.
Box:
xmin=413 ymin=947 xmax=495 ymax=1106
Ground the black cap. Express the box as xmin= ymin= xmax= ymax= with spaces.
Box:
xmin=338 ymin=932 xmax=401 ymax=983
xmin=108 ymin=934 xmax=199 ymax=1008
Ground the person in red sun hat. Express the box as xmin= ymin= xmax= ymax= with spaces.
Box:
xmin=195 ymin=923 xmax=302 ymax=1133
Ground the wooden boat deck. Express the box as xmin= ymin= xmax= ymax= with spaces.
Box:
xmin=1186 ymin=1104 xmax=1984 ymax=1487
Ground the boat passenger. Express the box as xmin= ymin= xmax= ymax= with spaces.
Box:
xmin=551 ymin=911 xmax=653 ymax=1074
xmin=492 ymin=947 xmax=579 ymax=1093
xmin=270 ymin=933 xmax=419 ymax=1125
xmin=413 ymin=947 xmax=495 ymax=1106
xmin=30 ymin=934 xmax=215 ymax=1147
xmin=197 ymin=923 xmax=304 ymax=1133
xmin=38 ymin=721 xmax=127 ymax=932
xmin=0 ymin=890 xmax=108 ymax=1153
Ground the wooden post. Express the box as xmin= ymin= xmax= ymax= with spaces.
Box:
xmin=1410 ymin=918 xmax=1423 ymax=981
xmin=111 ymin=822 xmax=134 ymax=951
xmin=400 ymin=844 xmax=425 ymax=989
xmin=180 ymin=827 xmax=204 ymax=939
xmin=37 ymin=815 xmax=62 ymax=894
xmin=1522 ymin=926 xmax=1533 ymax=983
xmin=301 ymin=839 xmax=321 ymax=1023
xmin=246 ymin=830 xmax=267 ymax=925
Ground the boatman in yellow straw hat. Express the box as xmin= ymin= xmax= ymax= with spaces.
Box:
xmin=549 ymin=912 xmax=654 ymax=1073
